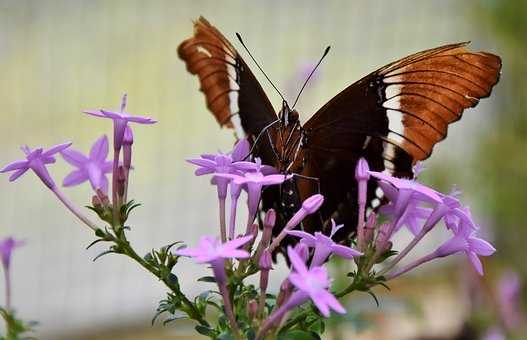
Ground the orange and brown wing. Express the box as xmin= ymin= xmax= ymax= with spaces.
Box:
xmin=178 ymin=17 xmax=277 ymax=140
xmin=299 ymin=42 xmax=501 ymax=238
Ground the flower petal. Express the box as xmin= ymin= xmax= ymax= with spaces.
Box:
xmin=186 ymin=158 xmax=216 ymax=168
xmin=287 ymin=246 xmax=308 ymax=275
xmin=1 ymin=160 xmax=28 ymax=172
xmin=9 ymin=168 xmax=28 ymax=182
xmin=90 ymin=135 xmax=109 ymax=161
xmin=61 ymin=149 xmax=89 ymax=167
xmin=286 ymin=230 xmax=316 ymax=244
xmin=469 ymin=237 xmax=496 ymax=256
xmin=43 ymin=142 xmax=72 ymax=157
xmin=63 ymin=170 xmax=88 ymax=187
xmin=311 ymin=291 xmax=331 ymax=317
xmin=221 ymin=249 xmax=250 ymax=259
xmin=468 ymin=251 xmax=484 ymax=275
xmin=222 ymin=235 xmax=253 ymax=250
xmin=318 ymin=289 xmax=346 ymax=314
xmin=83 ymin=110 xmax=107 ymax=118
xmin=331 ymin=244 xmax=363 ymax=258
xmin=231 ymin=138 xmax=250 ymax=162
xmin=125 ymin=115 xmax=157 ymax=124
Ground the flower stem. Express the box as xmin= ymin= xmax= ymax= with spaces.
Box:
xmin=112 ymin=234 xmax=209 ymax=326
xmin=377 ymin=228 xmax=429 ymax=277
xmin=52 ymin=186 xmax=99 ymax=231
xmin=229 ymin=196 xmax=238 ymax=240
xmin=4 ymin=268 xmax=11 ymax=311
xmin=111 ymin=148 xmax=121 ymax=227
xmin=218 ymin=282 xmax=242 ymax=340
xmin=219 ymin=198 xmax=227 ymax=243
xmin=384 ymin=252 xmax=437 ymax=280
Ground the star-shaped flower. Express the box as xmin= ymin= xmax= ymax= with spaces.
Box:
xmin=287 ymin=220 xmax=362 ymax=267
xmin=435 ymin=221 xmax=496 ymax=275
xmin=216 ymin=158 xmax=291 ymax=216
xmin=60 ymin=135 xmax=113 ymax=193
xmin=175 ymin=235 xmax=253 ymax=263
xmin=1 ymin=142 xmax=72 ymax=189
xmin=176 ymin=235 xmax=253 ymax=284
xmin=287 ymin=246 xmax=345 ymax=317
xmin=370 ymin=171 xmax=443 ymax=218
xmin=84 ymin=94 xmax=156 ymax=150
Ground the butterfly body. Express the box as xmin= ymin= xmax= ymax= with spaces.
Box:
xmin=179 ymin=17 xmax=501 ymax=244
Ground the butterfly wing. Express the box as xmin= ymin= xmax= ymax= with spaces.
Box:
xmin=299 ymin=42 xmax=501 ymax=238
xmin=178 ymin=17 xmax=278 ymax=164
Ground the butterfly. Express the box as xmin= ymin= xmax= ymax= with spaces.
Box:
xmin=178 ymin=17 xmax=501 ymax=243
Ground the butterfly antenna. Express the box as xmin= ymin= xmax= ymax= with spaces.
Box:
xmin=292 ymin=46 xmax=331 ymax=109
xmin=236 ymin=33 xmax=286 ymax=103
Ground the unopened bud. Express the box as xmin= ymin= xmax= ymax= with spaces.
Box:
xmin=96 ymin=188 xmax=110 ymax=207
xmin=364 ymin=213 xmax=377 ymax=244
xmin=264 ymin=209 xmax=276 ymax=229
xmin=247 ymin=300 xmax=258 ymax=322
xmin=92 ymin=195 xmax=102 ymax=209
xmin=355 ymin=157 xmax=370 ymax=182
xmin=117 ymin=166 xmax=126 ymax=197
xmin=259 ymin=249 xmax=273 ymax=271
xmin=276 ymin=279 xmax=293 ymax=307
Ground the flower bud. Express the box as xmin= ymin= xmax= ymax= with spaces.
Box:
xmin=375 ymin=223 xmax=392 ymax=251
xmin=264 ymin=209 xmax=276 ymax=230
xmin=117 ymin=166 xmax=126 ymax=197
xmin=276 ymin=279 xmax=293 ymax=307
xmin=302 ymin=194 xmax=324 ymax=214
xmin=92 ymin=195 xmax=102 ymax=209
xmin=123 ymin=125 xmax=134 ymax=145
xmin=355 ymin=157 xmax=370 ymax=182
xmin=284 ymin=194 xmax=324 ymax=229
xmin=96 ymin=188 xmax=111 ymax=207
xmin=259 ymin=249 xmax=273 ymax=271
xmin=247 ymin=299 xmax=258 ymax=322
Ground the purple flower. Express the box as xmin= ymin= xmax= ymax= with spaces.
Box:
xmin=187 ymin=139 xmax=251 ymax=199
xmin=0 ymin=237 xmax=24 ymax=270
xmin=370 ymin=171 xmax=442 ymax=217
xmin=497 ymin=271 xmax=525 ymax=329
xmin=176 ymin=235 xmax=252 ymax=263
xmin=355 ymin=158 xmax=370 ymax=206
xmin=84 ymin=94 xmax=156 ymax=150
xmin=287 ymin=220 xmax=362 ymax=267
xmin=175 ymin=235 xmax=252 ymax=284
xmin=287 ymin=246 xmax=345 ymax=317
xmin=380 ymin=200 xmax=432 ymax=235
xmin=216 ymin=158 xmax=291 ymax=218
xmin=1 ymin=142 xmax=72 ymax=189
xmin=435 ymin=222 xmax=496 ymax=275
xmin=60 ymin=135 xmax=113 ymax=194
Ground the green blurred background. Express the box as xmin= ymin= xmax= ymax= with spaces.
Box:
xmin=0 ymin=0 xmax=525 ymax=339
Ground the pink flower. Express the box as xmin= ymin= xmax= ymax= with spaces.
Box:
xmin=287 ymin=220 xmax=362 ymax=267
xmin=1 ymin=142 xmax=72 ymax=189
xmin=287 ymin=246 xmax=345 ymax=317
xmin=84 ymin=94 xmax=156 ymax=150
xmin=60 ymin=135 xmax=113 ymax=193
xmin=175 ymin=235 xmax=253 ymax=284
xmin=435 ymin=222 xmax=495 ymax=275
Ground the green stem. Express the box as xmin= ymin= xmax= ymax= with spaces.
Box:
xmin=107 ymin=232 xmax=208 ymax=326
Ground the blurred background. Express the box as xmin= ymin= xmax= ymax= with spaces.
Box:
xmin=0 ymin=0 xmax=525 ymax=339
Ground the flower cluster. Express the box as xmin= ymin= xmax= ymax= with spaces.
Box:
xmin=0 ymin=94 xmax=497 ymax=339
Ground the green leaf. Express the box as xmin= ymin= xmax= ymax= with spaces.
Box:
xmin=278 ymin=330 xmax=321 ymax=340
xmin=195 ymin=325 xmax=216 ymax=337
xmin=197 ymin=276 xmax=217 ymax=283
